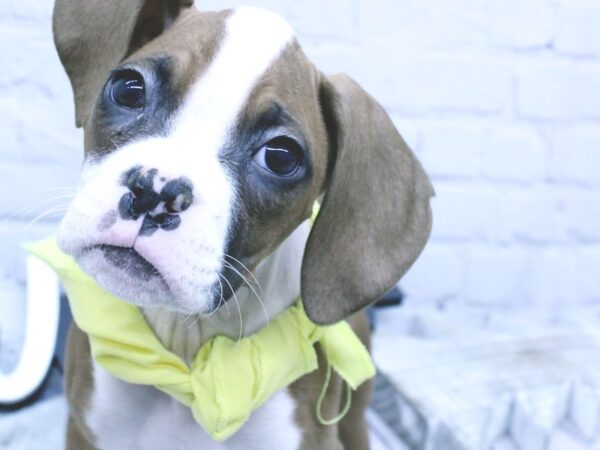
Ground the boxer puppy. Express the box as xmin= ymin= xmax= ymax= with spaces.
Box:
xmin=53 ymin=1 xmax=433 ymax=448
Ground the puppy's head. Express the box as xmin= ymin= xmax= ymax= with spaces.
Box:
xmin=54 ymin=0 xmax=433 ymax=325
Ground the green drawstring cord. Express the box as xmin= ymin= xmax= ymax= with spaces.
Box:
xmin=316 ymin=360 xmax=353 ymax=426
xmin=312 ymin=200 xmax=354 ymax=426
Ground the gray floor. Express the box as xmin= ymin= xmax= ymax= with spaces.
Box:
xmin=0 ymin=371 xmax=400 ymax=450
xmin=0 ymin=396 xmax=67 ymax=450
xmin=0 ymin=397 xmax=397 ymax=450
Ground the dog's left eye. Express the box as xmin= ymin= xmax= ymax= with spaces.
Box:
xmin=253 ymin=137 xmax=303 ymax=176
xmin=110 ymin=70 xmax=145 ymax=109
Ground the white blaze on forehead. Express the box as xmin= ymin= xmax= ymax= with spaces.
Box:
xmin=173 ymin=6 xmax=295 ymax=148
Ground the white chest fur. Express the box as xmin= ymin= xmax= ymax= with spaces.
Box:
xmin=87 ymin=364 xmax=302 ymax=450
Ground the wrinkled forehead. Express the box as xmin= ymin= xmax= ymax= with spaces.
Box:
xmin=114 ymin=6 xmax=327 ymax=174
xmin=109 ymin=5 xmax=330 ymax=169
xmin=131 ymin=6 xmax=298 ymax=112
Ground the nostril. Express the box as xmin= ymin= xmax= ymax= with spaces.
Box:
xmin=161 ymin=177 xmax=194 ymax=213
xmin=132 ymin=177 xmax=145 ymax=198
xmin=118 ymin=167 xmax=163 ymax=219
xmin=121 ymin=165 xmax=143 ymax=192
xmin=140 ymin=213 xmax=182 ymax=236
xmin=165 ymin=193 xmax=192 ymax=214
xmin=135 ymin=168 xmax=158 ymax=196
xmin=118 ymin=192 xmax=137 ymax=220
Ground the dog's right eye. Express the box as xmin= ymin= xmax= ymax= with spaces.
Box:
xmin=253 ymin=137 xmax=303 ymax=177
xmin=110 ymin=70 xmax=145 ymax=109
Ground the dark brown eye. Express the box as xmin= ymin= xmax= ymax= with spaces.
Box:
xmin=253 ymin=137 xmax=303 ymax=176
xmin=110 ymin=70 xmax=145 ymax=109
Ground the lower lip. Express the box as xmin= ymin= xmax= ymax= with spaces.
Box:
xmin=89 ymin=245 xmax=159 ymax=282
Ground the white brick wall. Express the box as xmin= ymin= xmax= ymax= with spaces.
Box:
xmin=1 ymin=0 xmax=600 ymax=356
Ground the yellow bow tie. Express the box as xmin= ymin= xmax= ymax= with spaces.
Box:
xmin=26 ymin=237 xmax=375 ymax=441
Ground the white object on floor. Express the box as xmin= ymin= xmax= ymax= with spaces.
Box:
xmin=0 ymin=256 xmax=60 ymax=404
xmin=0 ymin=396 xmax=67 ymax=450
xmin=367 ymin=409 xmax=410 ymax=450
xmin=373 ymin=326 xmax=600 ymax=449
xmin=569 ymin=380 xmax=600 ymax=442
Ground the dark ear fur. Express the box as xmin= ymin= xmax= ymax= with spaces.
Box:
xmin=52 ymin=0 xmax=193 ymax=127
xmin=301 ymin=74 xmax=434 ymax=325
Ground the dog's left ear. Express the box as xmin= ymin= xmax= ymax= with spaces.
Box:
xmin=53 ymin=0 xmax=194 ymax=128
xmin=301 ymin=74 xmax=434 ymax=325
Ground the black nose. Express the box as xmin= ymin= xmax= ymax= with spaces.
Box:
xmin=118 ymin=166 xmax=194 ymax=235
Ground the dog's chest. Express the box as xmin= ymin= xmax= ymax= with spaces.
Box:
xmin=87 ymin=364 xmax=302 ymax=450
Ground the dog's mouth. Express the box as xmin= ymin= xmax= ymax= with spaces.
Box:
xmin=95 ymin=245 xmax=159 ymax=282
xmin=74 ymin=243 xmax=219 ymax=313
xmin=78 ymin=244 xmax=172 ymax=297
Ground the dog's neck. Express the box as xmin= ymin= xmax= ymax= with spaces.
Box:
xmin=142 ymin=221 xmax=310 ymax=363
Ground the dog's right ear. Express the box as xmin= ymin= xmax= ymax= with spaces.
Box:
xmin=301 ymin=74 xmax=433 ymax=325
xmin=53 ymin=0 xmax=194 ymax=127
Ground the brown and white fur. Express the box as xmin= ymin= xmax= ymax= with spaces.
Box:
xmin=53 ymin=1 xmax=434 ymax=449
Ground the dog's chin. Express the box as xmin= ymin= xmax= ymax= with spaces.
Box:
xmin=76 ymin=246 xmax=216 ymax=314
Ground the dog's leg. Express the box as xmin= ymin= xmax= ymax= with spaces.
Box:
xmin=289 ymin=345 xmax=345 ymax=450
xmin=66 ymin=416 xmax=99 ymax=450
xmin=337 ymin=379 xmax=372 ymax=450
xmin=64 ymin=324 xmax=98 ymax=450
xmin=289 ymin=311 xmax=373 ymax=450
xmin=337 ymin=311 xmax=373 ymax=450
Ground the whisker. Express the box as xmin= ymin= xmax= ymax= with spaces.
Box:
xmin=218 ymin=273 xmax=243 ymax=343
xmin=183 ymin=313 xmax=201 ymax=333
xmin=221 ymin=260 xmax=260 ymax=298
xmin=223 ymin=254 xmax=263 ymax=296
xmin=181 ymin=310 xmax=196 ymax=329
xmin=221 ymin=260 xmax=269 ymax=327
xmin=7 ymin=194 xmax=74 ymax=222
xmin=27 ymin=186 xmax=78 ymax=194
xmin=231 ymin=293 xmax=243 ymax=344
xmin=21 ymin=205 xmax=70 ymax=233
xmin=207 ymin=276 xmax=226 ymax=317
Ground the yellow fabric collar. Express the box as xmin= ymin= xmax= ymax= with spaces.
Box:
xmin=26 ymin=237 xmax=375 ymax=441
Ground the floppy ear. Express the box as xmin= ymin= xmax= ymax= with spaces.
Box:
xmin=53 ymin=0 xmax=194 ymax=127
xmin=301 ymin=74 xmax=434 ymax=325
